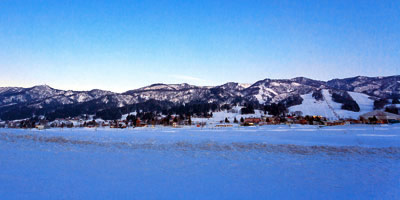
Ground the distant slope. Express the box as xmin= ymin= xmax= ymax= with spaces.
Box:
xmin=289 ymin=89 xmax=374 ymax=120
xmin=327 ymin=76 xmax=400 ymax=99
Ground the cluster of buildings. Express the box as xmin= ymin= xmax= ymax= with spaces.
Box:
xmin=0 ymin=110 xmax=399 ymax=130
xmin=240 ymin=110 xmax=400 ymax=126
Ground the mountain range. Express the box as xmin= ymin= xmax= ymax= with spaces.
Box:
xmin=0 ymin=75 xmax=399 ymax=120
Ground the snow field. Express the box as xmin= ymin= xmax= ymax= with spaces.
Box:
xmin=0 ymin=125 xmax=399 ymax=199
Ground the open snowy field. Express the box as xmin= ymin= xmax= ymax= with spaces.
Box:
xmin=0 ymin=125 xmax=399 ymax=199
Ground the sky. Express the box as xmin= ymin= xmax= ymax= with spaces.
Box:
xmin=0 ymin=0 xmax=399 ymax=92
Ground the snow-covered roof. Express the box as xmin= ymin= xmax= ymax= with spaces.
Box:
xmin=360 ymin=110 xmax=400 ymax=120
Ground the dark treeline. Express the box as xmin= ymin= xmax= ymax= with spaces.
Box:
xmin=2 ymin=95 xmax=398 ymax=121
xmin=373 ymin=98 xmax=399 ymax=115
xmin=331 ymin=92 xmax=360 ymax=112
xmin=0 ymin=98 xmax=261 ymax=121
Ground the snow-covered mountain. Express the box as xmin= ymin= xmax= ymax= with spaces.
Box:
xmin=0 ymin=85 xmax=114 ymax=108
xmin=242 ymin=78 xmax=319 ymax=104
xmin=0 ymin=75 xmax=399 ymax=120
xmin=327 ymin=76 xmax=400 ymax=99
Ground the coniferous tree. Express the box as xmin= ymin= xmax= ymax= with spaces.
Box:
xmin=369 ymin=116 xmax=378 ymax=124
xmin=188 ymin=116 xmax=192 ymax=125
xmin=385 ymin=105 xmax=399 ymax=115
xmin=374 ymin=99 xmax=388 ymax=110
xmin=225 ymin=117 xmax=230 ymax=123
xmin=241 ymin=104 xmax=255 ymax=114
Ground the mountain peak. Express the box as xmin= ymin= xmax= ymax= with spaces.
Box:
xmin=31 ymin=84 xmax=53 ymax=90
xmin=135 ymin=83 xmax=198 ymax=92
xmin=0 ymin=75 xmax=399 ymax=121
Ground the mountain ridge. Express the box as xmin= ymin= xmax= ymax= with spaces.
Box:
xmin=0 ymin=75 xmax=399 ymax=120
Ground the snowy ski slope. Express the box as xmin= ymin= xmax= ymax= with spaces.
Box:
xmin=289 ymin=89 xmax=374 ymax=120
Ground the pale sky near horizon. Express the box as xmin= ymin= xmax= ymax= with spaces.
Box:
xmin=0 ymin=0 xmax=399 ymax=92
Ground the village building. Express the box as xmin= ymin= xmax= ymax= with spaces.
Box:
xmin=244 ymin=118 xmax=262 ymax=124
xmin=360 ymin=110 xmax=400 ymax=123
xmin=216 ymin=124 xmax=233 ymax=128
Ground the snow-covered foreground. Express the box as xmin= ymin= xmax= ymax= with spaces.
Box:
xmin=0 ymin=125 xmax=399 ymax=199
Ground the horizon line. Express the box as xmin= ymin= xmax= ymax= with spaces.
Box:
xmin=0 ymin=74 xmax=399 ymax=93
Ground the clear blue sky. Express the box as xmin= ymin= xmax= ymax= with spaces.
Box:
xmin=0 ymin=0 xmax=399 ymax=92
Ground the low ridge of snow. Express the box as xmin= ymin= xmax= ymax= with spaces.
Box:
xmin=291 ymin=82 xmax=301 ymax=86
xmin=139 ymin=83 xmax=194 ymax=91
xmin=238 ymin=83 xmax=251 ymax=89
xmin=270 ymin=82 xmax=281 ymax=87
